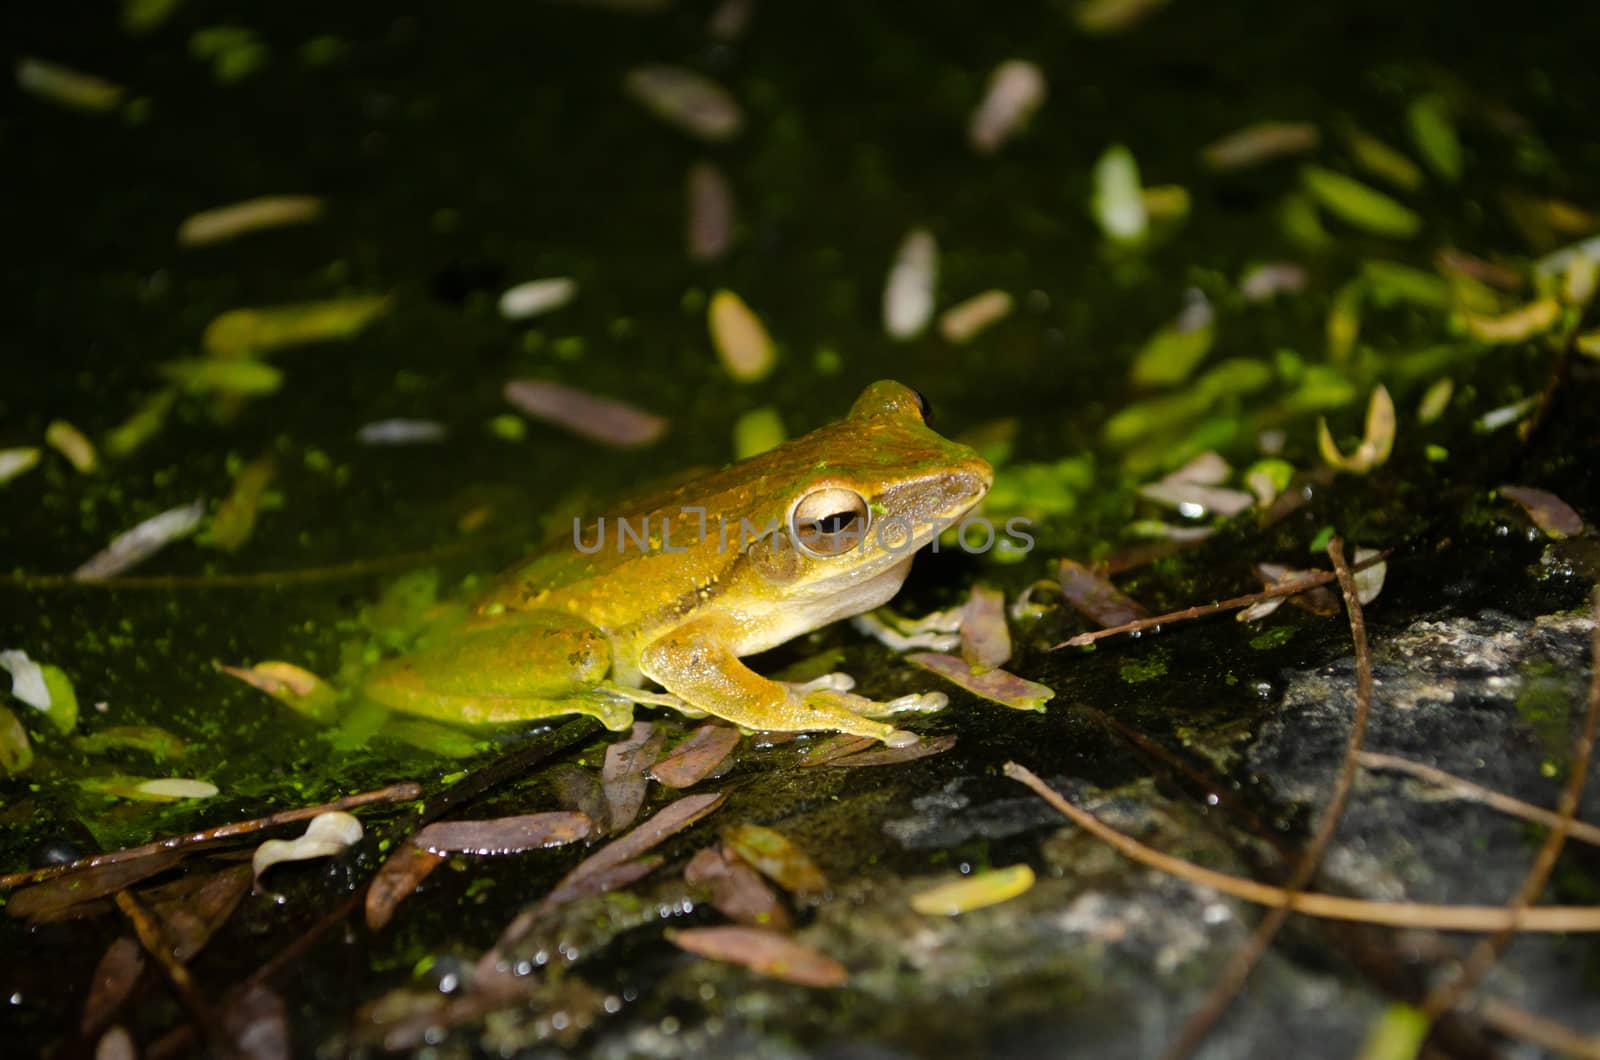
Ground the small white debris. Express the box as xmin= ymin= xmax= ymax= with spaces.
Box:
xmin=498 ymin=277 xmax=578 ymax=321
xmin=623 ymin=64 xmax=743 ymax=143
xmin=356 ymin=419 xmax=448 ymax=446
xmin=73 ymin=500 xmax=206 ymax=581
xmin=883 ymin=228 xmax=939 ymax=340
xmin=1091 ymin=144 xmax=1147 ymax=244
xmin=253 ymin=811 xmax=364 ymax=883
xmin=1240 ymin=262 xmax=1308 ymax=302
xmin=968 ymin=60 xmax=1047 ymax=156
xmin=0 ymin=650 xmax=51 ymax=713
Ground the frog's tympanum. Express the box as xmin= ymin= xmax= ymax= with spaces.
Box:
xmin=364 ymin=381 xmax=992 ymax=746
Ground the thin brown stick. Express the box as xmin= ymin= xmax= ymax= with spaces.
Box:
xmin=1359 ymin=751 xmax=1600 ymax=848
xmin=1421 ymin=587 xmax=1600 ymax=1020
xmin=1 ymin=782 xmax=423 ymax=890
xmin=1002 ymin=762 xmax=1600 ymax=931
xmin=1478 ymin=996 xmax=1600 ymax=1059
xmin=116 ymin=889 xmax=237 ymax=1060
xmin=1051 ymin=549 xmax=1393 ymax=649
xmin=1160 ymin=538 xmax=1377 ymax=1060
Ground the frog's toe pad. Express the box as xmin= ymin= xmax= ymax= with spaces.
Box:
xmin=782 ymin=672 xmax=856 ymax=696
xmin=867 ymin=691 xmax=949 ymax=717
xmin=885 ymin=729 xmax=921 ymax=749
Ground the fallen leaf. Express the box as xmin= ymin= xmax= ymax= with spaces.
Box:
xmin=7 ymin=850 xmax=184 ymax=920
xmin=650 ymin=724 xmax=740 ymax=788
xmin=81 ymin=937 xmax=145 ymax=1036
xmin=1057 ymin=560 xmax=1148 ymax=628
xmin=820 ymin=734 xmax=958 ymax=768
xmin=883 ymin=228 xmax=938 ymax=340
xmin=667 ymin=926 xmax=847 ymax=987
xmin=498 ymin=277 xmax=578 ymax=321
xmin=1499 ymin=485 xmax=1584 ymax=539
xmin=216 ymin=661 xmax=340 ymax=725
xmin=503 ymin=379 xmax=668 ymax=448
xmin=16 ymin=56 xmax=123 ymax=112
xmin=797 ymin=734 xmax=876 ymax=767
xmin=602 ymin=722 xmax=665 ymax=832
xmin=907 ymin=653 xmax=1054 ymax=712
xmin=202 ymin=296 xmax=391 ymax=360
xmin=684 ymin=847 xmax=791 ymax=931
xmin=413 ymin=812 xmax=591 ymax=856
xmin=1317 ymin=384 xmax=1396 ymax=474
xmin=364 ymin=843 xmax=445 ymax=932
xmin=939 ymin=290 xmax=1014 ymax=344
xmin=178 ymin=196 xmax=324 ymax=247
xmin=968 ymin=60 xmax=1046 ymax=155
xmin=910 ymin=864 xmax=1036 ymax=916
xmin=1201 ymin=121 xmax=1319 ymax=172
xmin=709 ymin=289 xmax=775 ymax=382
xmin=959 ymin=585 xmax=1012 ymax=672
xmin=46 ymin=420 xmax=98 ymax=473
xmin=722 ymin=824 xmax=828 ymax=896
xmin=1301 ymin=165 xmax=1421 ymax=239
xmin=686 ymin=161 xmax=735 ymax=263
xmin=622 ymin=64 xmax=742 ymax=142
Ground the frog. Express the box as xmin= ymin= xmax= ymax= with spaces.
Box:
xmin=361 ymin=380 xmax=993 ymax=747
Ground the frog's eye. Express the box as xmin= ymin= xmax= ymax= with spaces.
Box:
xmin=909 ymin=388 xmax=933 ymax=423
xmin=791 ymin=487 xmax=871 ymax=557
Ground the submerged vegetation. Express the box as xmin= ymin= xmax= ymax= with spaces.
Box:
xmin=3 ymin=0 xmax=1600 ymax=1056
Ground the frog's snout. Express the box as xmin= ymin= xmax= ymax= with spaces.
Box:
xmin=947 ymin=458 xmax=993 ymax=504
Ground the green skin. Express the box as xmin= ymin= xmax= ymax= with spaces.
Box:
xmin=363 ymin=381 xmax=993 ymax=746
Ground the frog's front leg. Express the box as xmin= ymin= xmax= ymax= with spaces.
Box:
xmin=639 ymin=617 xmax=918 ymax=746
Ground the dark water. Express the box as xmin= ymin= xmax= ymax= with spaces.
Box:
xmin=4 ymin=0 xmax=1600 ymax=1055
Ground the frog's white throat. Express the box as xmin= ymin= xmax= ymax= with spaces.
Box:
xmin=730 ymin=554 xmax=916 ymax=658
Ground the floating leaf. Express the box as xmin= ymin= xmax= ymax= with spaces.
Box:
xmin=76 ymin=726 xmax=188 ymax=759
xmin=217 ymin=661 xmax=340 ymax=724
xmin=823 ymin=734 xmax=958 ymax=768
xmin=159 ymin=359 xmax=283 ymax=395
xmin=723 ymin=824 xmax=828 ymax=896
xmin=1301 ymin=165 xmax=1421 ymax=239
xmin=0 ymin=447 xmax=42 ymax=485
xmin=1458 ymin=297 xmax=1562 ymax=344
xmin=968 ymin=60 xmax=1046 ymax=155
xmin=503 ymin=379 xmax=668 ymax=448
xmin=1057 ymin=560 xmax=1147 ymax=628
xmin=686 ymin=161 xmax=735 ymax=263
xmin=178 ymin=196 xmax=323 ymax=247
xmin=939 ymin=290 xmax=1014 ymax=344
xmin=356 ymin=419 xmax=447 ymax=446
xmin=16 ymin=57 xmax=124 ymax=112
xmin=0 ymin=705 xmax=32 ymax=774
xmin=1129 ymin=290 xmax=1214 ymax=386
xmin=1407 ymin=94 xmax=1462 ymax=182
xmin=104 ymin=389 xmax=178 ymax=459
xmin=1073 ymin=0 xmax=1169 ymax=35
xmin=733 ymin=407 xmax=785 ymax=460
xmin=46 ymin=420 xmax=98 ymax=473
xmin=1 ymin=651 xmax=79 ymax=734
xmin=910 ymin=864 xmax=1036 ymax=916
xmin=686 ymin=847 xmax=790 ymax=930
xmin=602 ymin=722 xmax=665 ymax=833
xmin=1090 ymin=144 xmax=1146 ymax=243
xmin=202 ymin=296 xmax=391 ymax=360
xmin=134 ymin=778 xmax=218 ymax=799
xmin=498 ymin=277 xmax=578 ymax=321
xmin=1200 ymin=121 xmax=1319 ymax=172
xmin=7 ymin=850 xmax=184 ymax=921
xmin=207 ymin=455 xmax=276 ymax=552
xmin=1361 ymin=260 xmax=1452 ymax=309
xmin=1342 ymin=124 xmax=1423 ymax=191
xmin=413 ymin=812 xmax=590 ymax=856
xmin=709 ymin=289 xmax=775 ymax=382
xmin=622 ymin=64 xmax=742 ymax=142
xmin=907 ymin=653 xmax=1054 ymax=712
xmin=365 ymin=843 xmax=445 ymax=931
xmin=667 ymin=926 xmax=847 ymax=987
xmin=650 ymin=724 xmax=740 ymax=788
xmin=1417 ymin=378 xmax=1454 ymax=425
xmin=1499 ymin=485 xmax=1584 ymax=539
xmin=1317 ymin=384 xmax=1396 ymax=474
xmin=883 ymin=228 xmax=938 ymax=340
xmin=959 ymin=585 xmax=1012 ymax=672
xmin=252 ymin=811 xmax=363 ymax=882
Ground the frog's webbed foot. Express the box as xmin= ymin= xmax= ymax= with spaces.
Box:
xmin=784 ymin=673 xmax=947 ymax=719
xmin=849 ymin=690 xmax=949 ymax=718
xmin=851 ymin=609 xmax=962 ymax=653
xmin=781 ymin=672 xmax=855 ymax=696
